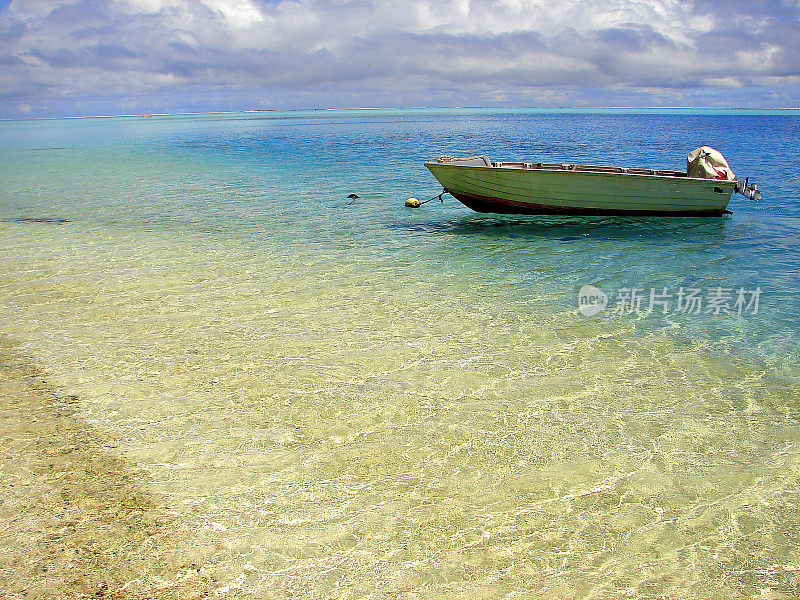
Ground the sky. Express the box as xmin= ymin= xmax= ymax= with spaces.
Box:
xmin=1 ymin=0 xmax=799 ymax=118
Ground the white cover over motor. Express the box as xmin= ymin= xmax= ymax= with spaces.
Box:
xmin=687 ymin=146 xmax=735 ymax=180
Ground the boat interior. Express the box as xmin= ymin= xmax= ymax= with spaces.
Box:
xmin=493 ymin=161 xmax=688 ymax=177
xmin=434 ymin=155 xmax=688 ymax=178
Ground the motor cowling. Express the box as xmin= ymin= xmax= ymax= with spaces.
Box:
xmin=687 ymin=146 xmax=735 ymax=180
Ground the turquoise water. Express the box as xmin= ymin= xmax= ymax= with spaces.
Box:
xmin=0 ymin=109 xmax=799 ymax=598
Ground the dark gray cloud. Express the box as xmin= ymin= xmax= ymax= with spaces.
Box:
xmin=1 ymin=0 xmax=798 ymax=117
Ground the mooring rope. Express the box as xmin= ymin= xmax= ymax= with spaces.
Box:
xmin=418 ymin=190 xmax=447 ymax=205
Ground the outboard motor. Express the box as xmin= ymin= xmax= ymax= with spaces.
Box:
xmin=687 ymin=146 xmax=761 ymax=200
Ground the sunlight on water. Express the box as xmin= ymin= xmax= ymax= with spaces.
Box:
xmin=0 ymin=110 xmax=799 ymax=598
xmin=1 ymin=221 xmax=798 ymax=598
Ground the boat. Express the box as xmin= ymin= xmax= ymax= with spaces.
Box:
xmin=424 ymin=147 xmax=760 ymax=217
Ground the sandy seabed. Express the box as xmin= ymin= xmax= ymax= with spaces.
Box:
xmin=0 ymin=336 xmax=236 ymax=600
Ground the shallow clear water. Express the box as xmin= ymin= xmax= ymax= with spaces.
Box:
xmin=1 ymin=109 xmax=799 ymax=598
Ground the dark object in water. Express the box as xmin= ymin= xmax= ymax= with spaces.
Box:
xmin=346 ymin=194 xmax=359 ymax=199
xmin=3 ymin=217 xmax=71 ymax=224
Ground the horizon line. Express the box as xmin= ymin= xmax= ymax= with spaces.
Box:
xmin=2 ymin=105 xmax=799 ymax=122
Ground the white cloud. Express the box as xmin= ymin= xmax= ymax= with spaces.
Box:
xmin=202 ymin=0 xmax=263 ymax=28
xmin=0 ymin=0 xmax=798 ymax=116
xmin=735 ymin=44 xmax=780 ymax=71
xmin=114 ymin=0 xmax=183 ymax=13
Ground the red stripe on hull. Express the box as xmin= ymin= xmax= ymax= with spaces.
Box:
xmin=448 ymin=191 xmax=727 ymax=217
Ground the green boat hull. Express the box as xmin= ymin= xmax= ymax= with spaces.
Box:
xmin=425 ymin=161 xmax=736 ymax=216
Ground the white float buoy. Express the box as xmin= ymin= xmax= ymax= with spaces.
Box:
xmin=405 ymin=197 xmax=420 ymax=208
